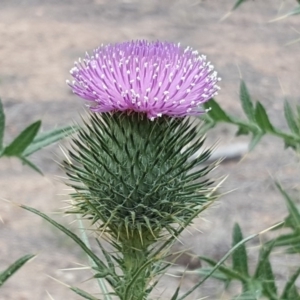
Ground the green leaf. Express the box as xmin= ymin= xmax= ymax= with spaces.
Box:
xmin=203 ymin=98 xmax=232 ymax=122
xmin=0 ymin=98 xmax=5 ymax=153
xmin=270 ymin=233 xmax=300 ymax=249
xmin=19 ymin=156 xmax=43 ymax=175
xmin=170 ymin=285 xmax=180 ymax=300
xmin=284 ymin=139 xmax=298 ymax=150
xmin=297 ymin=105 xmax=300 ymax=127
xmin=285 ymin=285 xmax=300 ymax=300
xmin=284 ymin=100 xmax=299 ymax=135
xmin=254 ymin=245 xmax=273 ymax=279
xmin=275 ymin=182 xmax=300 ymax=230
xmin=200 ymin=256 xmax=247 ymax=282
xmin=231 ymin=0 xmax=248 ymax=11
xmin=196 ymin=267 xmax=231 ymax=281
xmin=254 ymin=102 xmax=274 ymax=132
xmin=249 ymin=132 xmax=263 ymax=151
xmin=177 ymin=231 xmax=258 ymax=300
xmin=236 ymin=126 xmax=250 ymax=136
xmin=254 ymin=246 xmax=277 ymax=298
xmin=20 ymin=205 xmax=113 ymax=286
xmin=232 ymin=224 xmax=249 ymax=278
xmin=281 ymin=267 xmax=300 ymax=299
xmin=70 ymin=287 xmax=99 ymax=300
xmin=3 ymin=120 xmax=41 ymax=156
xmin=240 ymin=80 xmax=255 ymax=122
xmin=288 ymin=6 xmax=300 ymax=16
xmin=23 ymin=125 xmax=78 ymax=157
xmin=233 ymin=290 xmax=260 ymax=300
xmin=260 ymin=258 xmax=277 ymax=298
xmin=0 ymin=254 xmax=35 ymax=287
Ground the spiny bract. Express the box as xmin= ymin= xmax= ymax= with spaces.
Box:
xmin=64 ymin=112 xmax=215 ymax=240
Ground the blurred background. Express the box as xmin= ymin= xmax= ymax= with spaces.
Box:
xmin=0 ymin=0 xmax=300 ymax=299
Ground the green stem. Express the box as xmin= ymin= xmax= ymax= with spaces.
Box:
xmin=119 ymin=231 xmax=154 ymax=300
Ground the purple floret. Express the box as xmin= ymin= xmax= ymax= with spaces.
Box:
xmin=68 ymin=40 xmax=221 ymax=120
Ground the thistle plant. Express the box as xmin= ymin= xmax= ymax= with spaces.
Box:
xmin=44 ymin=40 xmax=222 ymax=299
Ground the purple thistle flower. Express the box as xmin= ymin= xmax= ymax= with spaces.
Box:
xmin=68 ymin=40 xmax=221 ymax=120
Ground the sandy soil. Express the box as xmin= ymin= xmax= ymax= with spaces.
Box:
xmin=0 ymin=0 xmax=300 ymax=299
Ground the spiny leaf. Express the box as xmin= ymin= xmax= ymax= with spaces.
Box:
xmin=3 ymin=120 xmax=41 ymax=156
xmin=70 ymin=287 xmax=99 ymax=300
xmin=249 ymin=132 xmax=263 ymax=151
xmin=275 ymin=182 xmax=300 ymax=230
xmin=95 ymin=238 xmax=119 ymax=282
xmin=240 ymin=80 xmax=255 ymax=122
xmin=259 ymin=258 xmax=277 ymax=298
xmin=232 ymin=224 xmax=249 ymax=278
xmin=170 ymin=285 xmax=180 ymax=300
xmin=196 ymin=267 xmax=230 ymax=281
xmin=0 ymin=98 xmax=5 ymax=153
xmin=269 ymin=233 xmax=300 ymax=249
xmin=21 ymin=205 xmax=113 ymax=285
xmin=233 ymin=289 xmax=261 ymax=300
xmin=236 ymin=125 xmax=250 ymax=136
xmin=254 ymin=102 xmax=274 ymax=133
xmin=19 ymin=156 xmax=43 ymax=175
xmin=281 ymin=267 xmax=300 ymax=299
xmin=284 ymin=285 xmax=300 ymax=300
xmin=23 ymin=125 xmax=78 ymax=156
xmin=231 ymin=0 xmax=248 ymax=11
xmin=254 ymin=245 xmax=274 ymax=281
xmin=284 ymin=100 xmax=299 ymax=135
xmin=203 ymin=98 xmax=231 ymax=122
xmin=0 ymin=254 xmax=35 ymax=287
xmin=200 ymin=256 xmax=247 ymax=282
xmin=177 ymin=232 xmax=258 ymax=300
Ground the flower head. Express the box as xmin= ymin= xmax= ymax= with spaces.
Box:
xmin=68 ymin=40 xmax=221 ymax=120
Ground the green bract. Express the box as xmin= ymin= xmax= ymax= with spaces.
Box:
xmin=64 ymin=112 xmax=215 ymax=242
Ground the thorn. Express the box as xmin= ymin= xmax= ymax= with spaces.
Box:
xmin=46 ymin=291 xmax=56 ymax=300
xmin=46 ymin=274 xmax=70 ymax=288
xmin=219 ymin=11 xmax=231 ymax=22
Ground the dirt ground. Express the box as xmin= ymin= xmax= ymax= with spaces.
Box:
xmin=1 ymin=0 xmax=300 ymax=299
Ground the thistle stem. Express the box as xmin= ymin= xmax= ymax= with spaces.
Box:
xmin=119 ymin=232 xmax=154 ymax=300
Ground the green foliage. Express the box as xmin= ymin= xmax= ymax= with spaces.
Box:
xmin=3 ymin=121 xmax=41 ymax=156
xmin=231 ymin=0 xmax=248 ymax=11
xmin=193 ymin=222 xmax=300 ymax=299
xmin=0 ymin=254 xmax=35 ymax=288
xmin=232 ymin=224 xmax=249 ymax=281
xmin=202 ymin=80 xmax=300 ymax=151
xmin=176 ymin=229 xmax=258 ymax=300
xmin=22 ymin=205 xmax=117 ymax=299
xmin=70 ymin=287 xmax=100 ymax=300
xmin=0 ymin=98 xmax=77 ymax=174
xmin=22 ymin=203 xmax=190 ymax=300
xmin=284 ymin=100 xmax=300 ymax=135
xmin=268 ymin=183 xmax=300 ymax=254
xmin=286 ymin=5 xmax=300 ymax=17
xmin=240 ymin=80 xmax=255 ymax=122
xmin=64 ymin=112 xmax=216 ymax=242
